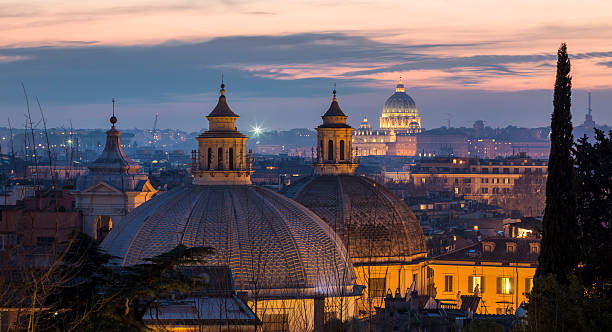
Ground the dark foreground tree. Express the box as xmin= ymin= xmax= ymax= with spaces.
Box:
xmin=528 ymin=274 xmax=612 ymax=332
xmin=536 ymin=43 xmax=579 ymax=282
xmin=575 ymin=129 xmax=612 ymax=300
xmin=38 ymin=232 xmax=213 ymax=332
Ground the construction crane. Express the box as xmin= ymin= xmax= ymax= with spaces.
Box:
xmin=151 ymin=113 xmax=160 ymax=145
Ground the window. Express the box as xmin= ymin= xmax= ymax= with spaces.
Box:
xmin=444 ymin=275 xmax=453 ymax=292
xmin=217 ymin=147 xmax=223 ymax=170
xmin=506 ymin=242 xmax=517 ymax=253
xmin=529 ymin=242 xmax=540 ymax=254
xmin=262 ymin=314 xmax=289 ymax=332
xmin=228 ymin=148 xmax=234 ymax=170
xmin=492 ymin=187 xmax=499 ymax=194
xmin=468 ymin=276 xmax=484 ymax=293
xmin=207 ymin=148 xmax=212 ymax=170
xmin=503 ymin=168 xmax=510 ymax=174
xmin=369 ymin=278 xmax=386 ymax=298
xmin=339 ymin=140 xmax=345 ymax=160
xmin=483 ymin=242 xmax=495 ymax=252
xmin=328 ymin=140 xmax=334 ymax=161
xmin=525 ymin=278 xmax=533 ymax=293
xmin=514 ymin=168 xmax=520 ymax=174
xmin=497 ymin=277 xmax=514 ymax=294
xmin=493 ymin=168 xmax=499 ymax=174
xmin=481 ymin=188 xmax=488 ymax=194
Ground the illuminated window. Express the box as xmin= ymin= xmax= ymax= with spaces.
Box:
xmin=468 ymin=276 xmax=484 ymax=293
xmin=497 ymin=277 xmax=514 ymax=294
xmin=525 ymin=278 xmax=533 ymax=293
xmin=444 ymin=275 xmax=453 ymax=292
xmin=454 ymin=187 xmax=459 ymax=195
xmin=529 ymin=242 xmax=540 ymax=254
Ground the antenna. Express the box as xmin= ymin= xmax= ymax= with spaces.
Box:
xmin=112 ymin=98 xmax=115 ymax=116
xmin=588 ymin=92 xmax=592 ymax=116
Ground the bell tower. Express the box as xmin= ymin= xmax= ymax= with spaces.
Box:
xmin=313 ymin=89 xmax=358 ymax=175
xmin=192 ymin=82 xmax=253 ymax=185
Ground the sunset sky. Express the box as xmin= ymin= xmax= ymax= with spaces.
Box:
xmin=1 ymin=0 xmax=612 ymax=131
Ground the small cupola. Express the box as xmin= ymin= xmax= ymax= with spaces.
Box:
xmin=192 ymin=82 xmax=253 ymax=185
xmin=313 ymin=89 xmax=358 ymax=176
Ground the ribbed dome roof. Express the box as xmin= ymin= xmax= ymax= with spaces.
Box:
xmin=281 ymin=175 xmax=426 ymax=264
xmin=383 ymin=91 xmax=418 ymax=116
xmin=101 ymin=184 xmax=355 ymax=295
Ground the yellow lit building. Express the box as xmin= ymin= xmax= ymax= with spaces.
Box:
xmin=428 ymin=238 xmax=539 ymax=314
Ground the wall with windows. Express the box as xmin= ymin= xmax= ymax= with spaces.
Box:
xmin=427 ymin=261 xmax=535 ymax=315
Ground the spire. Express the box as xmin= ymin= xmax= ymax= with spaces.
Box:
xmin=396 ymin=77 xmax=405 ymax=93
xmin=323 ymin=87 xmax=346 ymax=117
xmin=110 ymin=98 xmax=117 ymax=127
xmin=88 ymin=99 xmax=139 ymax=174
xmin=207 ymin=80 xmax=238 ymax=118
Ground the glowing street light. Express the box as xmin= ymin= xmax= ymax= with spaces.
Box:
xmin=250 ymin=124 xmax=263 ymax=137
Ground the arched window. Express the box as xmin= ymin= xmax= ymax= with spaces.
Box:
xmin=328 ymin=140 xmax=333 ymax=161
xmin=207 ymin=148 xmax=212 ymax=170
xmin=95 ymin=215 xmax=112 ymax=242
xmin=340 ymin=140 xmax=345 ymax=160
xmin=218 ymin=147 xmax=223 ymax=170
xmin=229 ymin=148 xmax=234 ymax=170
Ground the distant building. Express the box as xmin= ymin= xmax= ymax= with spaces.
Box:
xmin=410 ymin=156 xmax=547 ymax=204
xmin=26 ymin=165 xmax=88 ymax=181
xmin=74 ymin=114 xmax=157 ymax=241
xmin=353 ymin=79 xmax=469 ymax=157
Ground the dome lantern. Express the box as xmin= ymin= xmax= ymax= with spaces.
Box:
xmin=192 ymin=82 xmax=253 ymax=185
xmin=314 ymin=89 xmax=358 ymax=175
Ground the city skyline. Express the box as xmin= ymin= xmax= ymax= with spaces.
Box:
xmin=2 ymin=0 xmax=612 ymax=131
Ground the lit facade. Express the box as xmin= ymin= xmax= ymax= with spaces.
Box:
xmin=428 ymin=238 xmax=539 ymax=315
xmin=379 ymin=78 xmax=421 ymax=134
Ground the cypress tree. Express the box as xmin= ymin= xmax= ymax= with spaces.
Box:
xmin=536 ymin=43 xmax=579 ymax=282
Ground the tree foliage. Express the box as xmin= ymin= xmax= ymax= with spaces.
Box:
xmin=37 ymin=232 xmax=214 ymax=332
xmin=575 ymin=129 xmax=612 ymax=300
xmin=536 ymin=42 xmax=579 ymax=282
xmin=528 ymin=274 xmax=612 ymax=332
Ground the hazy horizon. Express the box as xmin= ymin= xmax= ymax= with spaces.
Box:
xmin=2 ymin=0 xmax=611 ymax=131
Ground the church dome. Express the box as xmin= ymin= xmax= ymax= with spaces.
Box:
xmin=281 ymin=175 xmax=426 ymax=264
xmin=101 ymin=177 xmax=355 ymax=296
xmin=382 ymin=79 xmax=418 ymax=117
